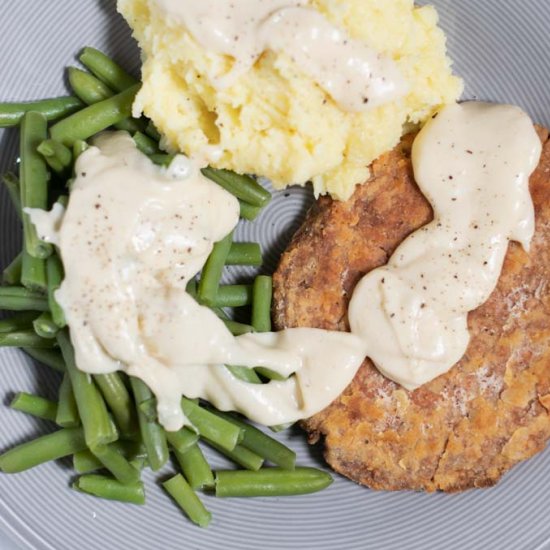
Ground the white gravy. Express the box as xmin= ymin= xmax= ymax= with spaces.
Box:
xmin=152 ymin=0 xmax=407 ymax=111
xmin=29 ymin=132 xmax=366 ymax=430
xmin=349 ymin=102 xmax=542 ymax=389
xmin=28 ymin=102 xmax=542 ymax=427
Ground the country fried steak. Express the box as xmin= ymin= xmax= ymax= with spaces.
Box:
xmin=273 ymin=127 xmax=550 ymax=492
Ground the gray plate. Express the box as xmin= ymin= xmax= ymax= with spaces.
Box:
xmin=1 ymin=1 xmax=550 ymax=549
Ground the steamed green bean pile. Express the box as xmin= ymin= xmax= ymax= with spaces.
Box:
xmin=0 ymin=47 xmax=332 ymax=528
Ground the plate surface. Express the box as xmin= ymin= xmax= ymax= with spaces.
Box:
xmin=1 ymin=1 xmax=550 ymax=549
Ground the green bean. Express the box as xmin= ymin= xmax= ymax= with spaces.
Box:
xmin=73 ymin=450 xmax=103 ymax=474
xmin=36 ymin=154 xmax=66 ymax=175
xmin=202 ymin=167 xmax=271 ymax=207
xmin=146 ymin=122 xmax=161 ymax=141
xmin=75 ymin=450 xmax=125 ymax=475
xmin=68 ymin=67 xmax=144 ymax=134
xmin=76 ymin=449 xmax=128 ymax=474
xmin=214 ymin=467 xmax=333 ymax=498
xmin=225 ymin=365 xmax=262 ymax=384
xmin=2 ymin=253 xmax=23 ymax=285
xmin=251 ymin=275 xmax=272 ymax=332
xmin=210 ymin=410 xmax=296 ymax=470
xmin=0 ymin=427 xmax=86 ymax=473
xmin=73 ymin=139 xmax=88 ymax=160
xmin=163 ymin=474 xmax=211 ymax=528
xmin=74 ymin=474 xmax=145 ymax=505
xmin=218 ymin=305 xmax=259 ymax=381
xmin=94 ymin=372 xmax=137 ymax=438
xmin=181 ymin=398 xmax=243 ymax=452
xmin=114 ymin=117 xmax=146 ymax=135
xmin=255 ymin=367 xmax=287 ymax=381
xmin=138 ymin=397 xmax=157 ymax=422
xmin=10 ymin=392 xmax=58 ymax=422
xmin=56 ymin=372 xmax=80 ymax=428
xmin=20 ymin=111 xmax=52 ymax=259
xmin=206 ymin=439 xmax=264 ymax=471
xmin=90 ymin=443 xmax=141 ymax=485
xmin=21 ymin=249 xmax=48 ymax=294
xmin=133 ymin=131 xmax=160 ymax=155
xmin=56 ymin=195 xmax=69 ymax=209
xmin=130 ymin=457 xmax=147 ymax=472
xmin=33 ymin=312 xmax=59 ymax=339
xmin=215 ymin=315 xmax=257 ymax=349
xmin=226 ymin=242 xmax=262 ymax=266
xmin=0 ymin=286 xmax=49 ymax=311
xmin=165 ymin=427 xmax=199 ymax=455
xmin=2 ymin=172 xmax=22 ymax=219
xmin=174 ymin=445 xmax=214 ymax=490
xmin=68 ymin=67 xmax=112 ymax=104
xmin=211 ymin=284 xmax=253 ymax=308
xmin=50 ymin=84 xmax=140 ymax=147
xmin=0 ymin=331 xmax=55 ymax=348
xmin=114 ymin=117 xmax=142 ymax=134
xmin=150 ymin=153 xmax=175 ymax=167
xmin=23 ymin=347 xmax=65 ymax=372
xmin=79 ymin=47 xmax=139 ymax=93
xmin=115 ymin=439 xmax=148 ymax=461
xmin=46 ymin=255 xmax=66 ymax=327
xmin=239 ymin=200 xmax=263 ymax=221
xmin=210 ymin=306 xmax=229 ymax=320
xmin=223 ymin=320 xmax=255 ymax=336
xmin=135 ymin=405 xmax=154 ymax=424
xmin=57 ymin=330 xmax=116 ymax=448
xmin=130 ymin=377 xmax=169 ymax=471
xmin=186 ymin=277 xmax=198 ymax=299
xmin=0 ymin=312 xmax=36 ymax=333
xmin=74 ymin=440 xmax=146 ymax=474
xmin=269 ymin=422 xmax=294 ymax=433
xmin=198 ymin=231 xmax=233 ymax=307
xmin=240 ymin=276 xmax=276 ymax=379
xmin=37 ymin=139 xmax=72 ymax=174
xmin=0 ymin=96 xmax=83 ymax=128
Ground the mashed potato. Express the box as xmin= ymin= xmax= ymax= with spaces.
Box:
xmin=118 ymin=0 xmax=463 ymax=200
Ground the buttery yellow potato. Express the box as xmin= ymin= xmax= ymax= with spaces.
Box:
xmin=118 ymin=0 xmax=463 ymax=200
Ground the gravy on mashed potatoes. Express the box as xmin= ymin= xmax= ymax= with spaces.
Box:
xmin=119 ymin=0 xmax=463 ymax=199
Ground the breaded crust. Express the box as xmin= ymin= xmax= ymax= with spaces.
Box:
xmin=273 ymin=127 xmax=550 ymax=492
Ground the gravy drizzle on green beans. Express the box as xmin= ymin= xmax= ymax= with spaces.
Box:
xmin=0 ymin=47 xmax=332 ymax=527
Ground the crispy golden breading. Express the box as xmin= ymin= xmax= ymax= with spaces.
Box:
xmin=273 ymin=127 xmax=550 ymax=492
